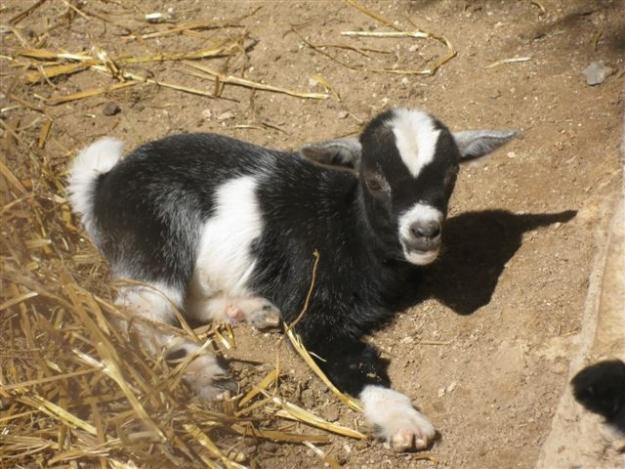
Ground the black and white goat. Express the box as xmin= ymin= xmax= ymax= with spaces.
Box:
xmin=68 ymin=107 xmax=516 ymax=451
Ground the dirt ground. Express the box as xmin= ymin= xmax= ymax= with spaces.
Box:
xmin=1 ymin=0 xmax=624 ymax=468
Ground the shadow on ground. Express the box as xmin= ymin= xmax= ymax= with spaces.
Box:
xmin=413 ymin=209 xmax=577 ymax=315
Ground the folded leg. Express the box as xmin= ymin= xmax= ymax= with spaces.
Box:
xmin=186 ymin=294 xmax=281 ymax=330
xmin=116 ymin=283 xmax=233 ymax=400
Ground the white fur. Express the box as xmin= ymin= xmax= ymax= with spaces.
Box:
xmin=360 ymin=385 xmax=436 ymax=451
xmin=403 ymin=249 xmax=440 ymax=266
xmin=67 ymin=137 xmax=124 ymax=239
xmin=389 ymin=108 xmax=441 ymax=178
xmin=116 ymin=282 xmax=230 ymax=399
xmin=189 ymin=176 xmax=263 ymax=305
xmin=187 ymin=294 xmax=281 ymax=329
xmin=398 ymin=203 xmax=443 ymax=265
xmin=115 ymin=282 xmax=183 ymax=356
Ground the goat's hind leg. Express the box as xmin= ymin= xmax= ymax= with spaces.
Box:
xmin=188 ymin=295 xmax=281 ymax=330
xmin=187 ymin=270 xmax=281 ymax=330
xmin=116 ymin=284 xmax=234 ymax=400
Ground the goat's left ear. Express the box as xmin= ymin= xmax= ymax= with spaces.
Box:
xmin=300 ymin=137 xmax=362 ymax=170
xmin=453 ymin=129 xmax=519 ymax=162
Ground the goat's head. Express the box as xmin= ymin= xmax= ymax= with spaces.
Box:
xmin=302 ymin=107 xmax=518 ymax=266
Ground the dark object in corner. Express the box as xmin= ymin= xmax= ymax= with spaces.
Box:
xmin=571 ymin=359 xmax=625 ymax=432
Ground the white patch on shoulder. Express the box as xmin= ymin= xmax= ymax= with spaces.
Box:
xmin=190 ymin=176 xmax=263 ymax=300
xmin=67 ymin=137 xmax=124 ymax=240
xmin=389 ymin=108 xmax=441 ymax=178
xmin=360 ymin=385 xmax=436 ymax=451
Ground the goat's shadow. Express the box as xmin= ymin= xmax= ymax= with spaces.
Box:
xmin=400 ymin=209 xmax=577 ymax=315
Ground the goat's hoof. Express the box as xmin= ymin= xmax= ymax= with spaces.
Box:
xmin=248 ymin=301 xmax=281 ymax=330
xmin=383 ymin=409 xmax=436 ymax=451
xmin=388 ymin=426 xmax=433 ymax=452
xmin=177 ymin=351 xmax=235 ymax=401
xmin=382 ymin=406 xmax=436 ymax=452
xmin=362 ymin=386 xmax=436 ymax=452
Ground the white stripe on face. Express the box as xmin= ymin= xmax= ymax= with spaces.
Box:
xmin=398 ymin=203 xmax=444 ymax=265
xmin=389 ymin=108 xmax=442 ymax=178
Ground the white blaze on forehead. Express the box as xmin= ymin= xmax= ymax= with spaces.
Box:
xmin=389 ymin=108 xmax=442 ymax=177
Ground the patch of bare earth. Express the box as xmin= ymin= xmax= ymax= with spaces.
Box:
xmin=1 ymin=1 xmax=623 ymax=468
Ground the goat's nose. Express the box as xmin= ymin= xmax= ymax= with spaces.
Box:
xmin=410 ymin=220 xmax=441 ymax=240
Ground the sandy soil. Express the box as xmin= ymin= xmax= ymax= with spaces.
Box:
xmin=1 ymin=0 xmax=624 ymax=468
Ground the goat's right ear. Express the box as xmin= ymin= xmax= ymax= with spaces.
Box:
xmin=300 ymin=137 xmax=362 ymax=170
xmin=453 ymin=129 xmax=519 ymax=162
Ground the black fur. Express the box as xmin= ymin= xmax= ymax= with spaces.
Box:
xmin=572 ymin=359 xmax=625 ymax=432
xmin=88 ymin=110 xmax=476 ymax=398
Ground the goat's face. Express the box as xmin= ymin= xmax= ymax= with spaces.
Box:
xmin=300 ymin=107 xmax=518 ymax=267
xmin=359 ymin=108 xmax=460 ymax=265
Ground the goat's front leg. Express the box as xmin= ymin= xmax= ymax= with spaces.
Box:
xmin=116 ymin=284 xmax=234 ymax=400
xmin=300 ymin=327 xmax=436 ymax=451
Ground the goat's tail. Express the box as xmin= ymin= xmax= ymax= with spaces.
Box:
xmin=67 ymin=137 xmax=124 ymax=238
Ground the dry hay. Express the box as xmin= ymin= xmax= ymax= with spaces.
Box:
xmin=0 ymin=1 xmax=453 ymax=466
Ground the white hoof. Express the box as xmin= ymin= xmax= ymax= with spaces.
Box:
xmin=246 ymin=300 xmax=281 ymax=330
xmin=166 ymin=340 xmax=235 ymax=400
xmin=360 ymin=385 xmax=436 ymax=452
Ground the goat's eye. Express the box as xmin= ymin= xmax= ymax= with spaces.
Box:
xmin=367 ymin=177 xmax=382 ymax=192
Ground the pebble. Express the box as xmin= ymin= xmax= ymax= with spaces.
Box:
xmin=321 ymin=403 xmax=340 ymax=422
xmin=102 ymin=102 xmax=121 ymax=116
xmin=300 ymin=388 xmax=315 ymax=408
xmin=582 ymin=61 xmax=614 ymax=86
xmin=217 ymin=111 xmax=234 ymax=121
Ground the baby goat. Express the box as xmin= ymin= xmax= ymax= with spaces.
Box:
xmin=68 ymin=107 xmax=516 ymax=451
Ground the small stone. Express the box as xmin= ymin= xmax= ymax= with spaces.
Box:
xmin=582 ymin=61 xmax=614 ymax=86
xmin=201 ymin=109 xmax=213 ymax=120
xmin=337 ymin=111 xmax=348 ymax=119
xmin=228 ymin=451 xmax=247 ymax=463
xmin=336 ymin=444 xmax=352 ymax=465
xmin=102 ymin=102 xmax=121 ymax=116
xmin=217 ymin=111 xmax=234 ymax=121
xmin=321 ymin=403 xmax=340 ymax=422
xmin=145 ymin=12 xmax=165 ymax=23
xmin=263 ymin=442 xmax=279 ymax=453
xmin=507 ymin=151 xmax=516 ymax=158
xmin=300 ymin=388 xmax=315 ymax=408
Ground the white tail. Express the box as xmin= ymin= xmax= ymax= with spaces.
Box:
xmin=67 ymin=137 xmax=124 ymax=239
